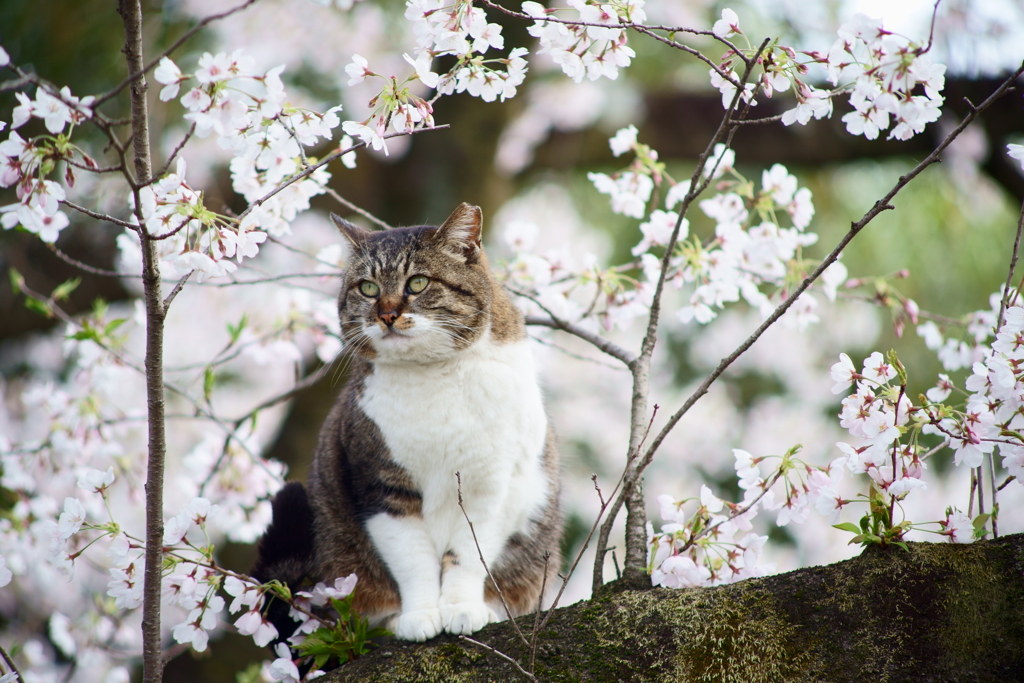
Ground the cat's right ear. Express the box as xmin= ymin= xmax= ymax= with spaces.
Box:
xmin=330 ymin=213 xmax=371 ymax=259
xmin=330 ymin=213 xmax=371 ymax=244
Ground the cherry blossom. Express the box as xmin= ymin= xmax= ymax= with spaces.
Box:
xmin=154 ymin=57 xmax=185 ymax=101
xmin=235 ymin=608 xmax=279 ymax=646
xmin=77 ymin=466 xmax=115 ymax=494
xmin=1008 ymin=144 xmax=1024 ymax=172
xmin=940 ymin=510 xmax=973 ymax=544
xmin=712 ymin=8 xmax=740 ymax=39
xmin=268 ymin=643 xmax=301 ymax=683
xmin=608 ymin=124 xmax=638 ymax=157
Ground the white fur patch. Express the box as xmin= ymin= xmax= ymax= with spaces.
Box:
xmin=359 ymin=330 xmax=549 ymax=635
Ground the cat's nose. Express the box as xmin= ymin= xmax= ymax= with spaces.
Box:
xmin=379 ymin=311 xmax=399 ymax=327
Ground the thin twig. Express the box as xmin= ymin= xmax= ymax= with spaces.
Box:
xmin=0 ymin=643 xmax=25 ymax=683
xmin=998 ymin=476 xmax=1016 ymax=492
xmin=455 ymin=472 xmax=531 ymax=650
xmin=977 ymin=465 xmax=985 ymax=519
xmin=151 ymin=122 xmax=197 ymax=183
xmin=968 ymin=468 xmax=977 ymax=517
xmin=731 ymin=113 xmax=786 ymax=126
xmin=458 ymin=636 xmax=536 ymax=681
xmin=527 ymin=332 xmax=626 ymax=371
xmin=323 ymin=187 xmax=393 ymax=230
xmin=988 ymin=451 xmax=998 ymax=538
xmin=607 ymin=37 xmax=770 ymax=585
xmin=993 ymin=198 xmax=1024 ymax=340
xmin=61 ymin=200 xmax=138 ymax=229
xmin=162 ymin=270 xmax=193 ymax=312
xmin=65 ymin=158 xmax=123 ymax=174
xmin=47 ymin=243 xmax=124 ymax=277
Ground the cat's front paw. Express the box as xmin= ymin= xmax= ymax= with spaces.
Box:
xmin=440 ymin=600 xmax=495 ymax=635
xmin=392 ymin=608 xmax=443 ymax=642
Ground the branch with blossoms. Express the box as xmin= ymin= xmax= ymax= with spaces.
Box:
xmin=44 ymin=466 xmax=380 ymax=681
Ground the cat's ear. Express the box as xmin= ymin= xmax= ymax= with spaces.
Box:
xmin=434 ymin=203 xmax=482 ymax=263
xmin=330 ymin=213 xmax=370 ymax=258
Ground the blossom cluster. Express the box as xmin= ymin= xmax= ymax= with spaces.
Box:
xmin=342 ymin=0 xmax=530 ymax=154
xmin=829 ymin=313 xmax=1024 ymax=545
xmin=823 ymin=13 xmax=945 ymax=140
xmin=648 ymin=446 xmax=844 ymax=587
xmin=919 ymin=297 xmax=1024 ymax=478
xmin=577 ymin=128 xmax=847 ymax=330
xmin=0 ymin=84 xmax=94 ymax=242
xmin=525 ymin=0 xmax=645 ymax=83
xmin=830 ymin=351 xmax=928 ymax=509
xmin=709 ymin=10 xmax=944 ymax=141
xmin=145 ymin=50 xmax=344 ymax=280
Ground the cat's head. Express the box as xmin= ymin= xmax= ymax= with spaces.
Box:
xmin=332 ymin=203 xmax=505 ymax=364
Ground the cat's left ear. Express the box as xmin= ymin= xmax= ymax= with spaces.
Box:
xmin=434 ymin=203 xmax=482 ymax=263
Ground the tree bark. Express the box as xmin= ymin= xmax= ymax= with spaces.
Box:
xmin=320 ymin=533 xmax=1024 ymax=682
xmin=115 ymin=1 xmax=164 ymax=682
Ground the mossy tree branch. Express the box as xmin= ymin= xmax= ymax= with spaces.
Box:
xmin=319 ymin=534 xmax=1024 ymax=683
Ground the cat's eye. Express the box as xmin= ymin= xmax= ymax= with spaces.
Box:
xmin=407 ymin=276 xmax=429 ymax=294
xmin=359 ymin=281 xmax=380 ymax=297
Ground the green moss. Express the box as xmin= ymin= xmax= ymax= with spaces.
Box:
xmin=322 ymin=535 xmax=1024 ymax=683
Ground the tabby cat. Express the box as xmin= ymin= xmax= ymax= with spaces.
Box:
xmin=252 ymin=203 xmax=562 ymax=642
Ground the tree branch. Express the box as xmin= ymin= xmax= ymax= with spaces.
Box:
xmin=523 ymin=314 xmax=636 ymax=366
xmin=324 ymin=187 xmax=393 ymax=230
xmin=608 ymin=37 xmax=771 ymax=589
xmin=60 ymin=200 xmax=138 ymax=229
xmin=635 ymin=59 xmax=1024 ymax=493
xmin=114 ymin=3 xmax=165 ymax=683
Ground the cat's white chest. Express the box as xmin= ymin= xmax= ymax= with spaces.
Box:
xmin=357 ymin=334 xmax=549 ymax=531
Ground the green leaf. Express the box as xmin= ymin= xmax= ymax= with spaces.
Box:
xmin=69 ymin=329 xmax=99 ymax=342
xmin=227 ymin=313 xmax=249 ymax=345
xmin=104 ymin=318 xmax=127 ymax=335
xmin=24 ymin=297 xmax=53 ymax=318
xmin=91 ymin=297 xmax=109 ymax=319
xmin=51 ymin=277 xmax=81 ymax=301
xmin=8 ymin=268 xmax=24 ymax=294
xmin=833 ymin=522 xmax=861 ymax=534
xmin=972 ymin=513 xmax=991 ymax=531
xmin=894 ymin=542 xmax=910 ymax=552
xmin=203 ymin=367 xmax=216 ymax=403
xmin=235 ymin=662 xmax=263 ymax=683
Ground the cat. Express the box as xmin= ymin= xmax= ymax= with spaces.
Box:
xmin=251 ymin=203 xmax=562 ymax=643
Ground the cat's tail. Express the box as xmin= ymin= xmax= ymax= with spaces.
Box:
xmin=250 ymin=480 xmax=317 ymax=649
